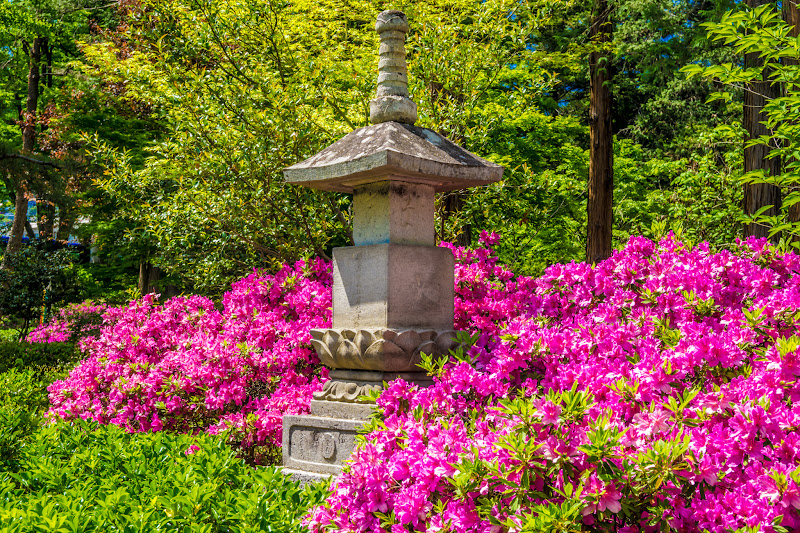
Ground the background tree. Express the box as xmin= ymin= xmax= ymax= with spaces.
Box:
xmin=24 ymin=0 xmax=747 ymax=295
xmin=586 ymin=0 xmax=614 ymax=263
xmin=742 ymin=0 xmax=782 ymax=239
xmin=685 ymin=2 xmax=800 ymax=247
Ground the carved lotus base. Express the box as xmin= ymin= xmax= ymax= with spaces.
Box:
xmin=312 ymin=369 xmax=433 ymax=403
xmin=310 ymin=328 xmax=461 ymax=372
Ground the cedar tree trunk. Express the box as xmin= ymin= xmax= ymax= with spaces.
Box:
xmin=139 ymin=261 xmax=161 ymax=295
xmin=784 ymin=0 xmax=800 ymax=225
xmin=743 ymin=0 xmax=781 ymax=239
xmin=586 ymin=0 xmax=614 ymax=264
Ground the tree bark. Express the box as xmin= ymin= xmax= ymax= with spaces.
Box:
xmin=2 ymin=191 xmax=28 ymax=260
xmin=138 ymin=261 xmax=161 ymax=295
xmin=57 ymin=210 xmax=75 ymax=242
xmin=443 ymin=192 xmax=471 ymax=247
xmin=25 ymin=220 xmax=36 ymax=240
xmin=586 ymin=0 xmax=614 ymax=264
xmin=2 ymin=37 xmax=42 ymax=267
xmin=22 ymin=37 xmax=42 ymax=154
xmin=784 ymin=0 xmax=800 ymax=225
xmin=743 ymin=0 xmax=782 ymax=239
xmin=36 ymin=199 xmax=55 ymax=240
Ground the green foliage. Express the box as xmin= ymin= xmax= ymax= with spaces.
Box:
xmin=0 ymin=421 xmax=329 ymax=532
xmin=0 ymin=247 xmax=78 ymax=338
xmin=0 ymin=366 xmax=63 ymax=411
xmin=683 ymin=2 xmax=800 ymax=246
xmin=0 ymin=341 xmax=77 ymax=373
xmin=614 ymin=129 xmax=743 ymax=249
xmin=612 ymin=0 xmax=739 ymax=149
xmin=460 ymin=111 xmax=588 ymax=274
xmin=79 ymin=0 xmax=577 ymax=292
xmin=0 ymin=366 xmax=67 ymax=470
xmin=69 ymin=263 xmax=139 ymax=305
xmin=0 ymin=0 xmax=749 ymax=287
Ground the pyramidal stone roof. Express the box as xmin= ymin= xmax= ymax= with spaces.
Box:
xmin=283 ymin=122 xmax=503 ymax=193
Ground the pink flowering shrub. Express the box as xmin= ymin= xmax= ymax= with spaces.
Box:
xmin=308 ymin=235 xmax=800 ymax=533
xmin=45 ymin=233 xmax=800 ymax=531
xmin=47 ymin=259 xmax=331 ymax=461
xmin=27 ymin=301 xmax=108 ymax=344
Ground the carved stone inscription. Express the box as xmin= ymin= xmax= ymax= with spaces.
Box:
xmin=283 ymin=415 xmax=365 ymax=475
xmin=320 ymin=433 xmax=337 ymax=460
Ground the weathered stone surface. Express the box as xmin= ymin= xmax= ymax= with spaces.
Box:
xmin=370 ymin=95 xmax=417 ymax=126
xmin=282 ymin=415 xmax=366 ymax=475
xmin=312 ymin=369 xmax=434 ymax=403
xmin=312 ymin=377 xmax=383 ymax=403
xmin=332 ymin=244 xmax=455 ymax=330
xmin=279 ymin=467 xmax=334 ymax=486
xmin=280 ymin=9 xmax=504 ymax=482
xmin=283 ymin=121 xmax=503 ymax=193
xmin=310 ymin=399 xmax=374 ymax=419
xmin=310 ymin=328 xmax=460 ymax=371
xmin=353 ymin=181 xmax=434 ymax=246
xmin=370 ymin=10 xmax=417 ymax=124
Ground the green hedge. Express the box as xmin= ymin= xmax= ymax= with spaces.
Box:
xmin=0 ymin=421 xmax=328 ymax=532
xmin=0 ymin=341 xmax=78 ymax=373
xmin=0 ymin=366 xmax=69 ymax=471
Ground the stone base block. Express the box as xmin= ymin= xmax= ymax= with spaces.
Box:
xmin=282 ymin=415 xmax=366 ymax=475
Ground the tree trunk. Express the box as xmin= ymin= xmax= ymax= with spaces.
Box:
xmin=138 ymin=261 xmax=161 ymax=295
xmin=2 ymin=190 xmax=28 ymax=264
xmin=443 ymin=192 xmax=471 ymax=247
xmin=22 ymin=37 xmax=42 ymax=154
xmin=57 ymin=211 xmax=75 ymax=242
xmin=586 ymin=0 xmax=614 ymax=264
xmin=25 ymin=220 xmax=35 ymax=240
xmin=2 ymin=37 xmax=41 ymax=267
xmin=743 ymin=0 xmax=782 ymax=239
xmin=36 ymin=199 xmax=55 ymax=241
xmin=784 ymin=0 xmax=800 ymax=225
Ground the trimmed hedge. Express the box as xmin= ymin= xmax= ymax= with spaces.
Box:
xmin=0 ymin=341 xmax=77 ymax=373
xmin=0 ymin=421 xmax=328 ymax=532
xmin=0 ymin=366 xmax=70 ymax=471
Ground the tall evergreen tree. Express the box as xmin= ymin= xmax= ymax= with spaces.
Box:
xmin=587 ymin=0 xmax=614 ymax=263
xmin=743 ymin=0 xmax=781 ymax=239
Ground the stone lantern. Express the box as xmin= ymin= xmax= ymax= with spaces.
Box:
xmin=281 ymin=10 xmax=503 ymax=482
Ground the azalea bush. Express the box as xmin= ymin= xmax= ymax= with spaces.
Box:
xmin=308 ymin=235 xmax=800 ymax=533
xmin=48 ymin=234 xmax=800 ymax=531
xmin=47 ymin=259 xmax=332 ymax=462
xmin=27 ymin=301 xmax=108 ymax=344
